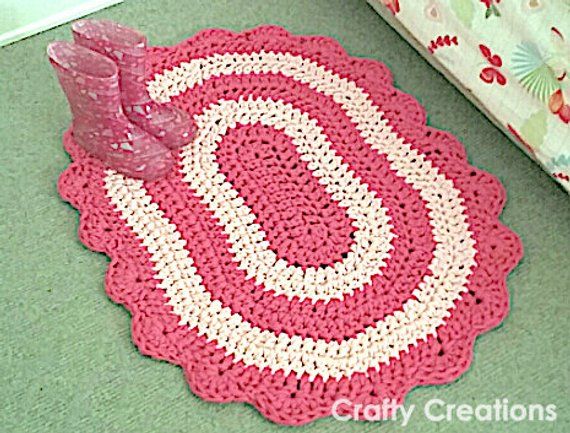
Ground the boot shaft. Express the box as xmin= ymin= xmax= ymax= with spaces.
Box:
xmin=48 ymin=41 xmax=123 ymax=124
xmin=72 ymin=19 xmax=150 ymax=106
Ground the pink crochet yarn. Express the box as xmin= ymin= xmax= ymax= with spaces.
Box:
xmin=58 ymin=26 xmax=523 ymax=425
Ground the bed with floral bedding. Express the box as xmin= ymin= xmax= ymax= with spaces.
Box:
xmin=368 ymin=0 xmax=570 ymax=192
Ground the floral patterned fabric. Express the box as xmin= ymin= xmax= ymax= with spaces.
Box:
xmin=369 ymin=0 xmax=570 ymax=192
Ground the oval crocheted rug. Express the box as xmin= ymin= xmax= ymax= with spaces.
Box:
xmin=58 ymin=26 xmax=523 ymax=425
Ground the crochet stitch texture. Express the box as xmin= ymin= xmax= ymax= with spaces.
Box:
xmin=58 ymin=26 xmax=523 ymax=425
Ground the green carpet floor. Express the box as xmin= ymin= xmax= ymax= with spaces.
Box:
xmin=1 ymin=1 xmax=568 ymax=432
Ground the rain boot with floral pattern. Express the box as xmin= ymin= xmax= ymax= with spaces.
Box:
xmin=48 ymin=41 xmax=173 ymax=180
xmin=72 ymin=19 xmax=194 ymax=149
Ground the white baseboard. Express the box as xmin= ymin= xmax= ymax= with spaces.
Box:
xmin=0 ymin=0 xmax=123 ymax=47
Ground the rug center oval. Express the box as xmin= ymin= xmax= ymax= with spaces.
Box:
xmin=215 ymin=123 xmax=356 ymax=269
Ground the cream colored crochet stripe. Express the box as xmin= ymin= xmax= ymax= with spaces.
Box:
xmin=101 ymin=52 xmax=476 ymax=381
xmin=179 ymin=97 xmax=394 ymax=303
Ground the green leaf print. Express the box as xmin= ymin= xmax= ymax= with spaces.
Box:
xmin=450 ymin=0 xmax=474 ymax=28
xmin=520 ymin=110 xmax=547 ymax=150
xmin=512 ymin=42 xmax=561 ymax=103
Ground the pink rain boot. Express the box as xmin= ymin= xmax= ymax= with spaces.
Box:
xmin=48 ymin=41 xmax=174 ymax=180
xmin=71 ymin=19 xmax=194 ymax=149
